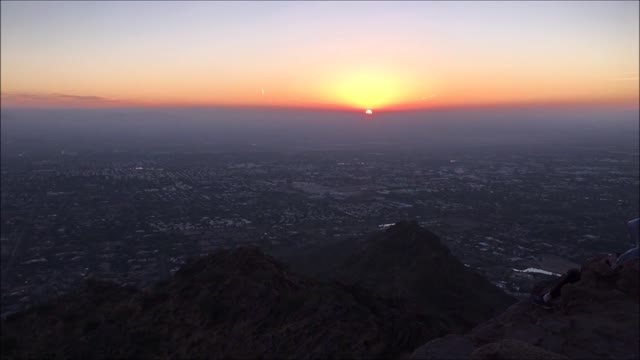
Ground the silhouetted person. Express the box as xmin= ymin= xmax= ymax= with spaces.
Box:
xmin=611 ymin=218 xmax=639 ymax=270
xmin=531 ymin=218 xmax=639 ymax=308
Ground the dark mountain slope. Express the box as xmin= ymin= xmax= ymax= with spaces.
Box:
xmin=335 ymin=221 xmax=516 ymax=332
xmin=1 ymin=223 xmax=519 ymax=359
xmin=2 ymin=247 xmax=445 ymax=359
xmin=410 ymin=254 xmax=640 ymax=360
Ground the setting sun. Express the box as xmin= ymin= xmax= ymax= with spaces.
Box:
xmin=329 ymin=70 xmax=415 ymax=110
xmin=0 ymin=1 xmax=637 ymax=110
xmin=1 ymin=2 xmax=639 ymax=358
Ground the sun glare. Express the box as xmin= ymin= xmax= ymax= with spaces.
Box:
xmin=365 ymin=109 xmax=373 ymax=115
xmin=333 ymin=71 xmax=407 ymax=110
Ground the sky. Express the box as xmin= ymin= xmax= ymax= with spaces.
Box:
xmin=1 ymin=1 xmax=638 ymax=111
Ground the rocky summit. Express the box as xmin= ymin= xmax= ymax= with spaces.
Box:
xmin=336 ymin=221 xmax=516 ymax=332
xmin=2 ymin=223 xmax=637 ymax=360
xmin=1 ymin=246 xmax=452 ymax=359
xmin=410 ymin=253 xmax=640 ymax=360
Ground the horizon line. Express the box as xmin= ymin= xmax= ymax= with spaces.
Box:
xmin=2 ymin=101 xmax=638 ymax=113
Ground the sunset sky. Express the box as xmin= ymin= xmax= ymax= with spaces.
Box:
xmin=1 ymin=1 xmax=638 ymax=111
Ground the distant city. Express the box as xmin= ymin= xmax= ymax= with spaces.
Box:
xmin=2 ymin=143 xmax=638 ymax=316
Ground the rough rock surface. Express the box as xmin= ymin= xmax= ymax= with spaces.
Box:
xmin=410 ymin=255 xmax=639 ymax=360
xmin=1 ymin=222 xmax=518 ymax=360
xmin=337 ymin=221 xmax=516 ymax=332
xmin=0 ymin=247 xmax=444 ymax=359
xmin=409 ymin=335 xmax=475 ymax=359
xmin=470 ymin=339 xmax=569 ymax=360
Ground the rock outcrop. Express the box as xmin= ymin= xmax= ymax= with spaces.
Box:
xmin=3 ymin=223 xmax=634 ymax=360
xmin=410 ymin=254 xmax=640 ymax=360
xmin=330 ymin=221 xmax=515 ymax=332
xmin=0 ymin=247 xmax=442 ymax=359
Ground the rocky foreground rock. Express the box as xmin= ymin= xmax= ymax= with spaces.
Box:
xmin=275 ymin=221 xmax=516 ymax=334
xmin=1 ymin=247 xmax=455 ymax=359
xmin=410 ymin=255 xmax=640 ymax=360
xmin=1 ymin=222 xmax=637 ymax=359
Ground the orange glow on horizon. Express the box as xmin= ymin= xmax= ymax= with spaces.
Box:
xmin=4 ymin=67 xmax=636 ymax=111
xmin=1 ymin=91 xmax=638 ymax=111
xmin=1 ymin=67 xmax=638 ymax=111
xmin=1 ymin=2 xmax=638 ymax=111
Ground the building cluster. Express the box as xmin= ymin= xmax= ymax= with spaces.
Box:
xmin=1 ymin=146 xmax=638 ymax=315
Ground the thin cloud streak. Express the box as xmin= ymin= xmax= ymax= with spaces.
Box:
xmin=1 ymin=92 xmax=121 ymax=107
xmin=610 ymin=77 xmax=640 ymax=81
xmin=50 ymin=93 xmax=116 ymax=101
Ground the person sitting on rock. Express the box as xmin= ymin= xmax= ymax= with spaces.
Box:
xmin=611 ymin=217 xmax=639 ymax=270
xmin=531 ymin=217 xmax=639 ymax=308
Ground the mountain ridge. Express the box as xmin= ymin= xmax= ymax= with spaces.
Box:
xmin=336 ymin=221 xmax=515 ymax=331
xmin=1 ymin=245 xmax=454 ymax=359
xmin=8 ymin=222 xmax=617 ymax=359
